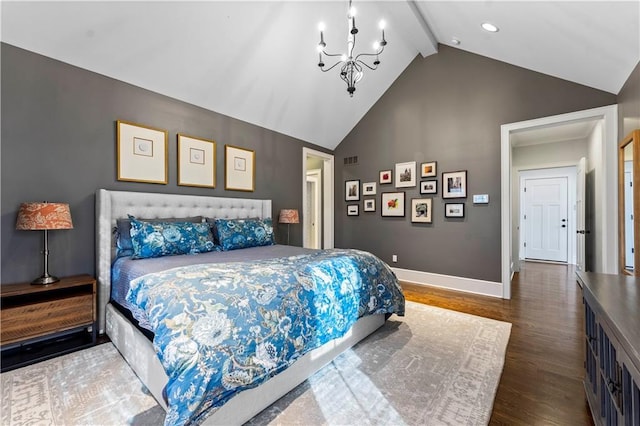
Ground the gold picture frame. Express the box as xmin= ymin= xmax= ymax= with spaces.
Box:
xmin=177 ymin=134 xmax=216 ymax=188
xmin=225 ymin=144 xmax=255 ymax=191
xmin=117 ymin=120 xmax=168 ymax=184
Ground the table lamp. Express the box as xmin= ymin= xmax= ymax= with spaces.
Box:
xmin=16 ymin=202 xmax=73 ymax=285
xmin=278 ymin=209 xmax=299 ymax=245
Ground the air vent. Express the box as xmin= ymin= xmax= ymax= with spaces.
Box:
xmin=343 ymin=156 xmax=358 ymax=165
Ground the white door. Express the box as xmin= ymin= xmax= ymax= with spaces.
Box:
xmin=524 ymin=177 xmax=569 ymax=262
xmin=576 ymin=158 xmax=586 ymax=271
xmin=304 ymin=169 xmax=322 ymax=249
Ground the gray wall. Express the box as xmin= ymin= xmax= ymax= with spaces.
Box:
xmin=1 ymin=43 xmax=328 ymax=285
xmin=619 ymin=61 xmax=640 ymax=139
xmin=334 ymin=45 xmax=616 ymax=283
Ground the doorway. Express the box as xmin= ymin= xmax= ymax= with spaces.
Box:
xmin=305 ymin=169 xmax=322 ymax=249
xmin=519 ymin=168 xmax=576 ymax=263
xmin=302 ymin=148 xmax=334 ymax=249
xmin=501 ymin=104 xmax=618 ymax=299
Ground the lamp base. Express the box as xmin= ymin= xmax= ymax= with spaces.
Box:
xmin=31 ymin=275 xmax=60 ymax=285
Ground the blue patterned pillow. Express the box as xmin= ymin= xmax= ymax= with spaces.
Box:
xmin=115 ymin=216 xmax=203 ymax=258
xmin=214 ymin=218 xmax=275 ymax=251
xmin=129 ymin=216 xmax=219 ymax=259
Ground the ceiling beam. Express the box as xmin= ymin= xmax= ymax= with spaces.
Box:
xmin=380 ymin=0 xmax=438 ymax=58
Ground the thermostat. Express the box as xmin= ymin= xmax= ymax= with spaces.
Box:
xmin=473 ymin=194 xmax=489 ymax=204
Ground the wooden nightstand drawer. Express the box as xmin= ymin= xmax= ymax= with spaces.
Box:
xmin=1 ymin=294 xmax=94 ymax=345
xmin=1 ymin=274 xmax=97 ymax=372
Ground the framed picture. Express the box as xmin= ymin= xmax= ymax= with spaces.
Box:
xmin=421 ymin=161 xmax=437 ymax=178
xmin=362 ymin=182 xmax=377 ymax=196
xmin=411 ymin=198 xmax=433 ymax=223
xmin=420 ymin=180 xmax=438 ymax=194
xmin=395 ymin=161 xmax=416 ymax=188
xmin=116 ymin=120 xmax=168 ymax=184
xmin=445 ymin=203 xmax=465 ymax=218
xmin=442 ymin=170 xmax=467 ymax=198
xmin=379 ymin=170 xmax=392 ymax=184
xmin=364 ymin=199 xmax=376 ymax=212
xmin=345 ymin=180 xmax=360 ymax=201
xmin=177 ymin=134 xmax=216 ymax=188
xmin=381 ymin=192 xmax=405 ymax=217
xmin=225 ymin=145 xmax=255 ymax=191
xmin=347 ymin=205 xmax=359 ymax=216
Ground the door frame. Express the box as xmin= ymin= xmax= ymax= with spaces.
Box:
xmin=501 ymin=104 xmax=618 ymax=299
xmin=302 ymin=147 xmax=334 ymax=249
xmin=305 ymin=168 xmax=322 ymax=249
xmin=518 ymin=167 xmax=576 ymax=264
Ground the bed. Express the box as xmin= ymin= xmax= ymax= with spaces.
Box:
xmin=96 ymin=189 xmax=404 ymax=425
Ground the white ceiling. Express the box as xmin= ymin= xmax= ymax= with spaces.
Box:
xmin=2 ymin=1 xmax=639 ymax=150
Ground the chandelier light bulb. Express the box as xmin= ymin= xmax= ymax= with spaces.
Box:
xmin=379 ymin=20 xmax=386 ymax=30
xmin=341 ymin=54 xmax=347 ymax=62
xmin=373 ymin=41 xmax=380 ymax=50
xmin=317 ymin=44 xmax=324 ymax=52
xmin=349 ymin=6 xmax=356 ymax=17
xmin=318 ymin=22 xmax=326 ymax=32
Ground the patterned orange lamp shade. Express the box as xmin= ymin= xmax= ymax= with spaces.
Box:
xmin=278 ymin=209 xmax=299 ymax=245
xmin=16 ymin=202 xmax=73 ymax=285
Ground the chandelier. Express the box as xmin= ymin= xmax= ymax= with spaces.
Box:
xmin=316 ymin=0 xmax=387 ymax=97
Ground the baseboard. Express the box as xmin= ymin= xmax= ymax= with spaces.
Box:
xmin=392 ymin=267 xmax=503 ymax=298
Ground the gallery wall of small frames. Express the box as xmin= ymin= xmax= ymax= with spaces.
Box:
xmin=345 ymin=160 xmax=473 ymax=223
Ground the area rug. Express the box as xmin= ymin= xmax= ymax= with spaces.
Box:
xmin=1 ymin=301 xmax=511 ymax=425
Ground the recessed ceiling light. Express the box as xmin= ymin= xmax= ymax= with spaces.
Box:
xmin=451 ymin=38 xmax=460 ymax=45
xmin=481 ymin=22 xmax=499 ymax=33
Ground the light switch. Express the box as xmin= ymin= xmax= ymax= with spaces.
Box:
xmin=473 ymin=194 xmax=489 ymax=204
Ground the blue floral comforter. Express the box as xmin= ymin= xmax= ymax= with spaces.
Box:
xmin=126 ymin=248 xmax=405 ymax=426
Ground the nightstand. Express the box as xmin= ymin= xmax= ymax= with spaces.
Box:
xmin=0 ymin=274 xmax=97 ymax=372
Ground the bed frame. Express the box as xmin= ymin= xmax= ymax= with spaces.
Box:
xmin=96 ymin=189 xmax=385 ymax=424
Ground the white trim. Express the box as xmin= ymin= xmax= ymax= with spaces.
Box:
xmin=303 ymin=147 xmax=334 ymax=249
xmin=305 ymin=169 xmax=322 ymax=249
xmin=501 ymin=104 xmax=618 ymax=299
xmin=392 ymin=267 xmax=502 ymax=298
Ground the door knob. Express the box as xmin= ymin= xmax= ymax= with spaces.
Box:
xmin=562 ymin=225 xmax=566 ymax=228
xmin=562 ymin=219 xmax=566 ymax=222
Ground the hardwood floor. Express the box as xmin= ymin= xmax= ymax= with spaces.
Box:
xmin=401 ymin=261 xmax=594 ymax=425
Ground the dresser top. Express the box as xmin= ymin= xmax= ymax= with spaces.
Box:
xmin=577 ymin=271 xmax=640 ymax=372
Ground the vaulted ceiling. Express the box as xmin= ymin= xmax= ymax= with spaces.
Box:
xmin=2 ymin=1 xmax=638 ymax=150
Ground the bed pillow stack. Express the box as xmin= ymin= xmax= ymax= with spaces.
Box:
xmin=128 ymin=216 xmax=219 ymax=259
xmin=115 ymin=216 xmax=204 ymax=258
xmin=213 ymin=218 xmax=275 ymax=251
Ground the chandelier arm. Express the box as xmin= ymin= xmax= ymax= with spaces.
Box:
xmin=320 ymin=61 xmax=346 ymax=73
xmin=353 ymin=46 xmax=385 ymax=62
xmin=321 ymin=51 xmax=344 ymax=58
xmin=355 ymin=59 xmax=379 ymax=71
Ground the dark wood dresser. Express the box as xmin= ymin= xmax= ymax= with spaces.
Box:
xmin=0 ymin=274 xmax=97 ymax=372
xmin=577 ymin=271 xmax=640 ymax=425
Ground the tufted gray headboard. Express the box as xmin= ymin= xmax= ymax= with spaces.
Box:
xmin=95 ymin=189 xmax=272 ymax=333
